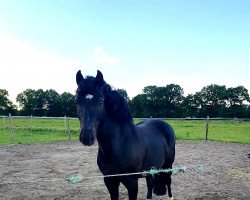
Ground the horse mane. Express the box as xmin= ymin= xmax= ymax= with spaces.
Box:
xmin=102 ymin=84 xmax=133 ymax=124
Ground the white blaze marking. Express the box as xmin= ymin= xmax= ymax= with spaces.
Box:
xmin=85 ymin=94 xmax=94 ymax=99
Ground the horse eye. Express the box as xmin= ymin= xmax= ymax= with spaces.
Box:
xmin=99 ymin=100 xmax=104 ymax=105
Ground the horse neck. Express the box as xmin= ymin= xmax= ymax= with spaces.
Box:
xmin=96 ymin=117 xmax=136 ymax=149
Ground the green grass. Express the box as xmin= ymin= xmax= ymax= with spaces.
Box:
xmin=0 ymin=117 xmax=80 ymax=144
xmin=135 ymin=118 xmax=250 ymax=144
xmin=0 ymin=128 xmax=79 ymax=144
xmin=0 ymin=117 xmax=249 ymax=144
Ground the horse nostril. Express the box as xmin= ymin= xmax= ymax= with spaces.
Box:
xmin=79 ymin=127 xmax=95 ymax=146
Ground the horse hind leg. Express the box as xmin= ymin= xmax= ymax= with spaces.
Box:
xmin=153 ymin=173 xmax=167 ymax=196
xmin=146 ymin=176 xmax=154 ymax=199
xmin=162 ymin=161 xmax=174 ymax=200
xmin=166 ymin=172 xmax=173 ymax=200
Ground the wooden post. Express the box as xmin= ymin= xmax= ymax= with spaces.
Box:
xmin=67 ymin=117 xmax=71 ymax=141
xmin=64 ymin=115 xmax=67 ymax=134
xmin=205 ymin=116 xmax=209 ymax=140
xmin=3 ymin=115 xmax=6 ymax=130
xmin=30 ymin=115 xmax=33 ymax=130
xmin=9 ymin=113 xmax=14 ymax=144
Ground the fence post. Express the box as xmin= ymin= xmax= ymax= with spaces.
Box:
xmin=205 ymin=116 xmax=209 ymax=140
xmin=30 ymin=115 xmax=33 ymax=130
xmin=3 ymin=115 xmax=6 ymax=130
xmin=9 ymin=113 xmax=14 ymax=144
xmin=67 ymin=117 xmax=71 ymax=141
xmin=64 ymin=115 xmax=67 ymax=134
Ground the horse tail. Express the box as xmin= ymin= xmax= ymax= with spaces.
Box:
xmin=153 ymin=173 xmax=167 ymax=195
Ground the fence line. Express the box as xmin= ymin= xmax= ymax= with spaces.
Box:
xmin=1 ymin=115 xmax=79 ymax=144
xmin=137 ymin=117 xmax=250 ymax=121
xmin=2 ymin=115 xmax=250 ymax=121
xmin=1 ymin=115 xmax=250 ymax=144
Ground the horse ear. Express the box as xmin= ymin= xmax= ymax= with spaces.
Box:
xmin=94 ymin=70 xmax=104 ymax=88
xmin=76 ymin=70 xmax=84 ymax=85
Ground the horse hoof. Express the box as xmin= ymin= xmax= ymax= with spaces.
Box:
xmin=169 ymin=197 xmax=174 ymax=200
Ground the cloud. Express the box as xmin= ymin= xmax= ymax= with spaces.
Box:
xmin=93 ymin=47 xmax=120 ymax=65
xmin=0 ymin=34 xmax=121 ymax=105
xmin=0 ymin=33 xmax=83 ymax=102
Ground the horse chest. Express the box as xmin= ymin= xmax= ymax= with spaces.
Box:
xmin=97 ymin=140 xmax=143 ymax=175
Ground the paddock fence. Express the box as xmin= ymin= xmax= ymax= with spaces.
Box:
xmin=1 ymin=114 xmax=250 ymax=144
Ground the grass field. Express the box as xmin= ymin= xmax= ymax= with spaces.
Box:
xmin=0 ymin=117 xmax=249 ymax=144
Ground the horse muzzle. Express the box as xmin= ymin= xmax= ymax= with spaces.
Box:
xmin=79 ymin=128 xmax=95 ymax=146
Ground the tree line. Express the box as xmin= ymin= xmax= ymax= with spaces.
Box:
xmin=1 ymin=83 xmax=250 ymax=118
xmin=129 ymin=84 xmax=250 ymax=118
xmin=0 ymin=89 xmax=76 ymax=117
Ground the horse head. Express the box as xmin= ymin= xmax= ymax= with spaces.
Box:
xmin=76 ymin=70 xmax=105 ymax=146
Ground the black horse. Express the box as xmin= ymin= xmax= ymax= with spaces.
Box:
xmin=76 ymin=70 xmax=175 ymax=200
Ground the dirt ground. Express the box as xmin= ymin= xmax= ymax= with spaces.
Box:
xmin=0 ymin=141 xmax=249 ymax=200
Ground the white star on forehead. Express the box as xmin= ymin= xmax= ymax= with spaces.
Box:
xmin=85 ymin=94 xmax=94 ymax=99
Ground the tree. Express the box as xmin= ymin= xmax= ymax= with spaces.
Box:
xmin=142 ymin=84 xmax=184 ymax=117
xmin=221 ymin=86 xmax=250 ymax=117
xmin=245 ymin=105 xmax=250 ymax=118
xmin=161 ymin=84 xmax=184 ymax=117
xmin=60 ymin=92 xmax=77 ymax=117
xmin=225 ymin=86 xmax=250 ymax=106
xmin=130 ymin=84 xmax=184 ymax=118
xmin=34 ymin=89 xmax=47 ymax=116
xmin=197 ymin=84 xmax=227 ymax=117
xmin=45 ymin=89 xmax=62 ymax=116
xmin=181 ymin=94 xmax=200 ymax=117
xmin=142 ymin=85 xmax=160 ymax=117
xmin=16 ymin=89 xmax=35 ymax=115
xmin=16 ymin=89 xmax=47 ymax=116
xmin=130 ymin=94 xmax=148 ymax=117
xmin=0 ymin=89 xmax=17 ymax=115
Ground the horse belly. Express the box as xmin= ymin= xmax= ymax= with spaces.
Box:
xmin=138 ymin=129 xmax=168 ymax=171
xmin=142 ymin=142 xmax=166 ymax=170
xmin=137 ymin=119 xmax=175 ymax=171
xmin=97 ymin=144 xmax=144 ymax=175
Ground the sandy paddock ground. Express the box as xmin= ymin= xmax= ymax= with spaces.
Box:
xmin=0 ymin=141 xmax=249 ymax=200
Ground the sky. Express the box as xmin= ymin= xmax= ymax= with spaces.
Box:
xmin=0 ymin=0 xmax=250 ymax=104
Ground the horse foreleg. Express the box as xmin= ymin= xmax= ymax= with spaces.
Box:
xmin=104 ymin=177 xmax=120 ymax=200
xmin=146 ymin=176 xmax=154 ymax=199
